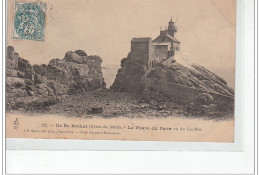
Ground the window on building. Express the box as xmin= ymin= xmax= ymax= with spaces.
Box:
xmin=162 ymin=37 xmax=165 ymax=41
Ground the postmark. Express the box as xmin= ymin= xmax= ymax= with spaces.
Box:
xmin=13 ymin=2 xmax=46 ymax=41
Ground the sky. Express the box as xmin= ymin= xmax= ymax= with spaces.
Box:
xmin=7 ymin=0 xmax=236 ymax=87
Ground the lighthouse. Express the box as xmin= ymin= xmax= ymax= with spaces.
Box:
xmin=152 ymin=18 xmax=181 ymax=61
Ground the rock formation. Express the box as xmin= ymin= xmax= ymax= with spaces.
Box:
xmin=147 ymin=62 xmax=234 ymax=97
xmin=6 ymin=46 xmax=105 ymax=111
xmin=109 ymin=53 xmax=147 ymax=93
xmin=111 ymin=54 xmax=234 ymax=96
xmin=110 ymin=53 xmax=234 ymax=113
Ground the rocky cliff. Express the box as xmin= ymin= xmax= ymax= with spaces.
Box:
xmin=109 ymin=53 xmax=147 ymax=93
xmin=6 ymin=46 xmax=105 ymax=111
xmin=147 ymin=62 xmax=234 ymax=97
xmin=110 ymin=54 xmax=234 ymax=113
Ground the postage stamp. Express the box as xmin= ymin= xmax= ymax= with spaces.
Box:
xmin=13 ymin=2 xmax=46 ymax=41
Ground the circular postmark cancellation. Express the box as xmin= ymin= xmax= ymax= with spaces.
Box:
xmin=13 ymin=2 xmax=46 ymax=41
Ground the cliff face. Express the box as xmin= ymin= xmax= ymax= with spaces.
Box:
xmin=110 ymin=54 xmax=234 ymax=112
xmin=6 ymin=46 xmax=105 ymax=110
xmin=109 ymin=53 xmax=147 ymax=93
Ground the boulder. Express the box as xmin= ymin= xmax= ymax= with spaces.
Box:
xmin=194 ymin=93 xmax=214 ymax=105
xmin=75 ymin=50 xmax=87 ymax=56
xmin=64 ymin=51 xmax=85 ymax=64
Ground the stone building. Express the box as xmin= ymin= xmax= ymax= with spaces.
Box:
xmin=130 ymin=37 xmax=155 ymax=70
xmin=152 ymin=19 xmax=180 ymax=62
xmin=128 ymin=19 xmax=180 ymax=71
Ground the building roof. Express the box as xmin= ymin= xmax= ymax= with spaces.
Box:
xmin=152 ymin=34 xmax=181 ymax=44
xmin=166 ymin=34 xmax=180 ymax=43
xmin=131 ymin=37 xmax=152 ymax=43
xmin=152 ymin=42 xmax=171 ymax=46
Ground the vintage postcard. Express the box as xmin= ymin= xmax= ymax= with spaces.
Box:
xmin=6 ymin=0 xmax=236 ymax=143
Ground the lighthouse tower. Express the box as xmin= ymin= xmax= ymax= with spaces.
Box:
xmin=152 ymin=18 xmax=181 ymax=61
xmin=168 ymin=18 xmax=178 ymax=37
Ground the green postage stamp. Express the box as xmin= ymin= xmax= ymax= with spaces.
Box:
xmin=13 ymin=2 xmax=46 ymax=41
